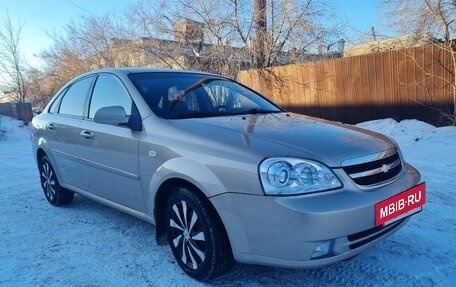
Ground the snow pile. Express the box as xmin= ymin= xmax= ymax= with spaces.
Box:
xmin=356 ymin=119 xmax=456 ymax=287
xmin=0 ymin=116 xmax=30 ymax=141
xmin=0 ymin=115 xmax=455 ymax=286
xmin=357 ymin=118 xmax=456 ymax=167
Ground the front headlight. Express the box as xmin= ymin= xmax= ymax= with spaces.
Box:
xmin=259 ymin=157 xmax=342 ymax=195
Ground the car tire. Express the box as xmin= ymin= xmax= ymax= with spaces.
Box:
xmin=165 ymin=186 xmax=234 ymax=281
xmin=38 ymin=155 xmax=74 ymax=206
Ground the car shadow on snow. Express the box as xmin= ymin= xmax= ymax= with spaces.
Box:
xmin=209 ymin=256 xmax=432 ymax=287
xmin=65 ymin=194 xmax=156 ymax=236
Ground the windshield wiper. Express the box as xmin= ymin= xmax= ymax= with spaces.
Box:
xmin=245 ymin=108 xmax=281 ymax=115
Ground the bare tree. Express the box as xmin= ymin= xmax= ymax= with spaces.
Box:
xmin=0 ymin=12 xmax=28 ymax=103
xmin=25 ymin=68 xmax=60 ymax=110
xmin=382 ymin=0 xmax=455 ymax=39
xmin=39 ymin=13 xmax=130 ymax=88
xmin=382 ymin=0 xmax=456 ymax=125
xmin=124 ymin=0 xmax=341 ymax=78
xmin=254 ymin=0 xmax=267 ymax=68
xmin=33 ymin=0 xmax=341 ymax=107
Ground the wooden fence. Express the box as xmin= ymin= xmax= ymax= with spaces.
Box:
xmin=238 ymin=44 xmax=454 ymax=126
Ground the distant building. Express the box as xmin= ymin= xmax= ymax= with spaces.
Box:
xmin=95 ymin=19 xmax=340 ymax=77
xmin=343 ymin=35 xmax=434 ymax=57
xmin=0 ymin=91 xmax=19 ymax=103
xmin=174 ymin=19 xmax=204 ymax=44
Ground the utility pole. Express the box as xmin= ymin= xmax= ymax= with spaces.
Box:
xmin=371 ymin=26 xmax=377 ymax=41
xmin=254 ymin=0 xmax=267 ymax=68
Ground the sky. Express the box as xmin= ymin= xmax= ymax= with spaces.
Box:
xmin=0 ymin=0 xmax=383 ymax=68
xmin=333 ymin=1 xmax=385 ymax=40
xmin=0 ymin=0 xmax=138 ymax=67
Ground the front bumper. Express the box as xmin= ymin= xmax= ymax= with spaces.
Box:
xmin=209 ymin=163 xmax=421 ymax=268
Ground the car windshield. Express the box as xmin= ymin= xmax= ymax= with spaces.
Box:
xmin=128 ymin=72 xmax=282 ymax=119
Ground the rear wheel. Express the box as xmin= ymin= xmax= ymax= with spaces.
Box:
xmin=38 ymin=155 xmax=74 ymax=206
xmin=165 ymin=187 xmax=233 ymax=281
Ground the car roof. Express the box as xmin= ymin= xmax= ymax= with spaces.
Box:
xmin=56 ymin=68 xmax=232 ymax=100
xmin=78 ymin=67 xmax=224 ymax=78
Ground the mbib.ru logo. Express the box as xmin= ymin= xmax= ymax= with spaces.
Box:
xmin=375 ymin=183 xmax=426 ymax=226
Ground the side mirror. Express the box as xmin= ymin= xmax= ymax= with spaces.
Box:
xmin=94 ymin=106 xmax=129 ymax=125
xmin=94 ymin=106 xmax=142 ymax=131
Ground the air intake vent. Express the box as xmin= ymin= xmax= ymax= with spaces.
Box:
xmin=347 ymin=218 xmax=405 ymax=249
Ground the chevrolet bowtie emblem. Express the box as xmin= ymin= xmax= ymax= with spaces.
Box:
xmin=381 ymin=164 xmax=390 ymax=173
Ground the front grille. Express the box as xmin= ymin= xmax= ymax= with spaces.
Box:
xmin=342 ymin=151 xmax=402 ymax=186
xmin=347 ymin=219 xmax=405 ymax=249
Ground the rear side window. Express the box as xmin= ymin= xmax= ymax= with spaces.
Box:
xmin=59 ymin=77 xmax=94 ymax=117
xmin=47 ymin=87 xmax=67 ymax=114
xmin=88 ymin=75 xmax=132 ymax=119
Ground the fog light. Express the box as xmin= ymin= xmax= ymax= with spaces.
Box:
xmin=311 ymin=241 xmax=333 ymax=259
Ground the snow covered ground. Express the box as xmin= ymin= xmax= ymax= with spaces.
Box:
xmin=0 ymin=115 xmax=455 ymax=286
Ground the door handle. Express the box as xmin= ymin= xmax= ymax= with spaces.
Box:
xmin=46 ymin=123 xmax=56 ymax=130
xmin=80 ymin=130 xmax=94 ymax=139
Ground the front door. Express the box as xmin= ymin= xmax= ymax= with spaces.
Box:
xmin=78 ymin=74 xmax=145 ymax=212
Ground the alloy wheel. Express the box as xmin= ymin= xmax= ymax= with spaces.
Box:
xmin=40 ymin=160 xmax=57 ymax=202
xmin=169 ymin=200 xmax=207 ymax=270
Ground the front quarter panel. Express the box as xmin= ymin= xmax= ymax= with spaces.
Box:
xmin=138 ymin=117 xmax=264 ymax=220
xmin=142 ymin=157 xmax=226 ymax=220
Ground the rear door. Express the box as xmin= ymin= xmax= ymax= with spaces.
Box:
xmin=45 ymin=76 xmax=94 ymax=189
xmin=78 ymin=74 xmax=145 ymax=212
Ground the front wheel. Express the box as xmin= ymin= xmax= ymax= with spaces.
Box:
xmin=165 ymin=187 xmax=233 ymax=281
xmin=38 ymin=155 xmax=74 ymax=206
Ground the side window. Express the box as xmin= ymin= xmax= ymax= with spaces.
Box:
xmin=47 ymin=87 xmax=67 ymax=114
xmin=89 ymin=75 xmax=132 ymax=119
xmin=59 ymin=77 xmax=94 ymax=117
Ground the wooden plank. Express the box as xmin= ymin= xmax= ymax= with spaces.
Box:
xmin=366 ymin=53 xmax=378 ymax=106
xmin=361 ymin=54 xmax=371 ymax=106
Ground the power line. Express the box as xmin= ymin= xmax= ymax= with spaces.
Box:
xmin=65 ymin=0 xmax=92 ymax=14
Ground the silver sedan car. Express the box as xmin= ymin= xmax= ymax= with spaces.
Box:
xmin=31 ymin=68 xmax=425 ymax=281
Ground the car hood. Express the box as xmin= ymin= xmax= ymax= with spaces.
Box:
xmin=169 ymin=113 xmax=396 ymax=167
